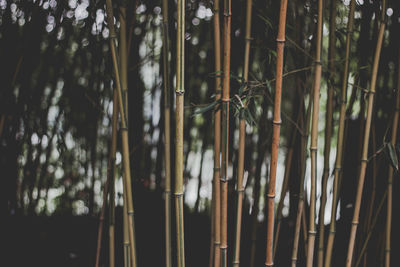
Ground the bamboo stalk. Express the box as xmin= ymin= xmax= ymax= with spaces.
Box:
xmin=265 ymin=0 xmax=288 ymax=265
xmin=274 ymin=93 xmax=304 ymax=260
xmin=123 ymin=190 xmax=130 ymax=267
xmin=161 ymin=0 xmax=172 ymax=266
xmin=94 ymin=149 xmax=111 ymax=267
xmin=305 ymin=0 xmax=324 ymax=265
xmin=232 ymin=0 xmax=252 ymax=266
xmin=220 ymin=0 xmax=231 ymax=266
xmin=345 ymin=9 xmax=386 ymax=267
xmin=354 ymin=190 xmax=387 ymax=267
xmin=104 ymin=1 xmax=137 ymax=266
xmin=175 ymin=0 xmax=186 ymax=266
xmin=119 ymin=6 xmax=131 ymax=267
xmin=212 ymin=1 xmax=222 ymax=266
xmin=324 ymin=2 xmax=356 ymax=266
xmin=291 ymin=88 xmax=313 ymax=267
xmin=316 ymin=0 xmax=336 ymax=266
xmin=109 ymin=89 xmax=118 ymax=267
xmin=384 ymin=50 xmax=400 ymax=267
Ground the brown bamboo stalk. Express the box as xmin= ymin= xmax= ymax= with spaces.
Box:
xmin=175 ymin=0 xmax=186 ymax=266
xmin=316 ymin=0 xmax=336 ymax=265
xmin=232 ymin=0 xmax=252 ymax=266
xmin=345 ymin=11 xmax=386 ymax=267
xmin=291 ymin=88 xmax=313 ymax=267
xmin=265 ymin=0 xmax=288 ymax=265
xmin=324 ymin=1 xmax=356 ymax=266
xmin=104 ymin=1 xmax=137 ymax=266
xmin=161 ymin=0 xmax=172 ymax=266
xmin=220 ymin=0 xmax=231 ymax=266
xmin=94 ymin=148 xmax=111 ymax=267
xmin=306 ymin=0 xmax=323 ymax=265
xmin=212 ymin=0 xmax=222 ymax=266
xmin=384 ymin=51 xmax=400 ymax=267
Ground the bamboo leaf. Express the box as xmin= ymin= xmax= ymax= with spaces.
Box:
xmin=257 ymin=13 xmax=273 ymax=29
xmin=192 ymin=100 xmax=221 ymax=116
xmin=385 ymin=142 xmax=399 ymax=171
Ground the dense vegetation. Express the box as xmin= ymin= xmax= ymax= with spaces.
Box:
xmin=1 ymin=0 xmax=400 ymax=266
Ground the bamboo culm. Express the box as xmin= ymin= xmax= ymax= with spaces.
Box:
xmin=345 ymin=11 xmax=386 ymax=267
xmin=385 ymin=50 xmax=400 ymax=267
xmin=232 ymin=0 xmax=252 ymax=266
xmin=104 ymin=1 xmax=138 ymax=266
xmin=305 ymin=0 xmax=323 ymax=265
xmin=324 ymin=1 xmax=355 ymax=266
xmin=175 ymin=0 xmax=186 ymax=266
xmin=161 ymin=0 xmax=172 ymax=266
xmin=212 ymin=0 xmax=222 ymax=266
xmin=316 ymin=0 xmax=336 ymax=265
xmin=265 ymin=0 xmax=288 ymax=265
xmin=220 ymin=0 xmax=231 ymax=266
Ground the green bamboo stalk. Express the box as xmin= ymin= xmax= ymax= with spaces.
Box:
xmin=161 ymin=1 xmax=172 ymax=266
xmin=384 ymin=50 xmax=400 ymax=267
xmin=345 ymin=7 xmax=386 ymax=267
xmin=104 ymin=1 xmax=137 ymax=266
xmin=265 ymin=0 xmax=288 ymax=265
xmin=323 ymin=2 xmax=356 ymax=265
xmin=316 ymin=0 xmax=336 ymax=266
xmin=232 ymin=0 xmax=252 ymax=266
xmin=175 ymin=0 xmax=186 ymax=266
xmin=305 ymin=0 xmax=323 ymax=265
xmin=212 ymin=1 xmax=222 ymax=266
xmin=220 ymin=0 xmax=231 ymax=266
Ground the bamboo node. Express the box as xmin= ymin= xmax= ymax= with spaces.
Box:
xmin=308 ymin=230 xmax=317 ymax=235
xmin=245 ymin=37 xmax=254 ymax=42
xmin=351 ymin=220 xmax=359 ymax=225
xmin=174 ymin=192 xmax=184 ymax=197
xmin=276 ymin=38 xmax=285 ymax=43
xmin=121 ymin=127 xmax=128 ymax=131
xmin=272 ymin=120 xmax=282 ymax=125
xmin=267 ymin=193 xmax=276 ymax=198
xmin=176 ymin=90 xmax=184 ymax=95
xmin=314 ymin=60 xmax=322 ymax=66
xmin=360 ymin=159 xmax=368 ymax=163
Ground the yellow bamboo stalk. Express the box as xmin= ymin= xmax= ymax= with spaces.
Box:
xmin=232 ymin=0 xmax=252 ymax=266
xmin=220 ymin=0 xmax=231 ymax=266
xmin=175 ymin=0 xmax=186 ymax=266
xmin=212 ymin=1 xmax=222 ymax=266
xmin=119 ymin=6 xmax=132 ymax=267
xmin=265 ymin=0 xmax=288 ymax=266
xmin=385 ymin=49 xmax=400 ymax=267
xmin=306 ymin=0 xmax=323 ymax=265
xmin=324 ymin=1 xmax=355 ymax=266
xmin=104 ymin=1 xmax=137 ymax=266
xmin=345 ymin=10 xmax=386 ymax=267
xmin=161 ymin=1 xmax=172 ymax=267
xmin=316 ymin=0 xmax=336 ymax=265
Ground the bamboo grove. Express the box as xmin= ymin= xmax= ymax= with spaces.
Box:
xmin=1 ymin=0 xmax=400 ymax=267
